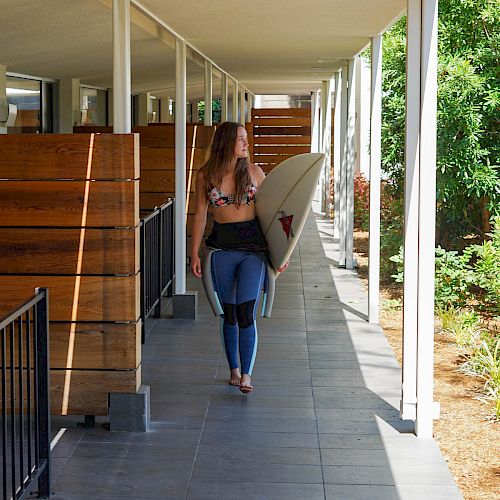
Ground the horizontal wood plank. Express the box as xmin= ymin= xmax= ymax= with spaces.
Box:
xmin=0 ymin=275 xmax=140 ymax=322
xmin=252 ymin=108 xmax=310 ymax=118
xmin=0 ymin=180 xmax=139 ymax=227
xmin=252 ymin=117 xmax=311 ymax=127
xmin=252 ymin=154 xmax=297 ymax=164
xmin=0 ymin=227 xmax=139 ymax=275
xmin=50 ymin=322 xmax=141 ymax=369
xmin=50 ymin=368 xmax=141 ymax=415
xmin=4 ymin=322 xmax=140 ymax=370
xmin=253 ymin=136 xmax=311 ymax=145
xmin=253 ymin=126 xmax=311 ymax=136
xmin=0 ymin=134 xmax=139 ymax=180
xmin=253 ymin=145 xmax=311 ymax=155
xmin=140 ymin=148 xmax=207 ymax=170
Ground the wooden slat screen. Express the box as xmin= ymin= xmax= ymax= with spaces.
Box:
xmin=251 ymin=108 xmax=312 ymax=173
xmin=74 ymin=124 xmax=217 ymax=240
xmin=0 ymin=134 xmax=141 ymax=415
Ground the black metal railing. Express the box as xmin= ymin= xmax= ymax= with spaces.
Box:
xmin=1 ymin=288 xmax=50 ymax=500
xmin=140 ymin=200 xmax=175 ymax=343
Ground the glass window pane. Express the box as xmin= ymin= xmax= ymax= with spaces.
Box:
xmin=6 ymin=76 xmax=41 ymax=134
xmin=80 ymin=87 xmax=107 ymax=126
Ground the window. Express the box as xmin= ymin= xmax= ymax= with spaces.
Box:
xmin=80 ymin=87 xmax=107 ymax=126
xmin=6 ymin=76 xmax=41 ymax=133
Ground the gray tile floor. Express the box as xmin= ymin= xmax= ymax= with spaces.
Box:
xmin=47 ymin=210 xmax=462 ymax=499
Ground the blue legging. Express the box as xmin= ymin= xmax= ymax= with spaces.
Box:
xmin=211 ymin=251 xmax=266 ymax=376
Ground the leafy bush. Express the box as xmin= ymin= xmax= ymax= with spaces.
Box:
xmin=436 ymin=305 xmax=481 ymax=347
xmin=463 ymin=217 xmax=500 ymax=315
xmin=461 ymin=337 xmax=500 ymax=420
xmin=389 ymin=217 xmax=500 ymax=314
xmin=353 ymin=173 xmax=369 ymax=230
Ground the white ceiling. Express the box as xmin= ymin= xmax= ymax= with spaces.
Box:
xmin=0 ymin=0 xmax=404 ymax=99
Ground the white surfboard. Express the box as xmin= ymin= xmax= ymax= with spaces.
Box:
xmin=255 ymin=153 xmax=325 ymax=276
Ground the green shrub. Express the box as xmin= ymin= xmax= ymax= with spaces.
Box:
xmin=461 ymin=337 xmax=500 ymax=420
xmin=463 ymin=217 xmax=500 ymax=315
xmin=436 ymin=306 xmax=481 ymax=347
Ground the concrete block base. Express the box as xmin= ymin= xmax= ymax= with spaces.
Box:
xmin=109 ymin=385 xmax=150 ymax=432
xmin=173 ymin=291 xmax=198 ymax=319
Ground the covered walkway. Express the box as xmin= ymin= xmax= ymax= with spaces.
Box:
xmin=47 ymin=209 xmax=461 ymax=500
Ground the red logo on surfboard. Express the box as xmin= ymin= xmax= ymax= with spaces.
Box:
xmin=278 ymin=211 xmax=294 ymax=240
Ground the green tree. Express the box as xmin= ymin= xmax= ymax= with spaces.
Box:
xmin=381 ymin=0 xmax=500 ymax=251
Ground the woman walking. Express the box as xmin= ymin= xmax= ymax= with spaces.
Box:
xmin=190 ymin=122 xmax=284 ymax=394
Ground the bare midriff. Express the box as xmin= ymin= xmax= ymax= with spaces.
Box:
xmin=209 ymin=203 xmax=256 ymax=224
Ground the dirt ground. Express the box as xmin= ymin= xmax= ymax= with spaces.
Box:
xmin=353 ymin=229 xmax=500 ymax=500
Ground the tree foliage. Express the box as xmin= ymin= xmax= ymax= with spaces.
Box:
xmin=381 ymin=0 xmax=500 ymax=246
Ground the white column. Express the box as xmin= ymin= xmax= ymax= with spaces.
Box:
xmin=232 ymin=81 xmax=239 ymax=122
xmin=239 ymin=87 xmax=245 ymax=123
xmin=204 ymin=61 xmax=213 ymax=126
xmin=355 ymin=58 xmax=362 ymax=174
xmin=191 ymin=100 xmax=200 ymax=123
xmin=246 ymin=93 xmax=253 ymax=123
xmin=369 ymin=36 xmax=383 ymax=324
xmin=338 ymin=64 xmax=348 ymax=264
xmin=112 ymin=0 xmax=131 ymax=133
xmin=0 ymin=65 xmax=7 ymax=134
xmin=107 ymin=89 xmax=114 ymax=126
xmin=58 ymin=79 xmax=80 ymax=133
xmin=402 ymin=0 xmax=439 ymax=438
xmin=175 ymin=39 xmax=187 ymax=295
xmin=401 ymin=0 xmax=421 ymax=423
xmin=160 ymin=97 xmax=172 ymax=123
xmin=221 ymin=74 xmax=228 ymax=122
xmin=333 ymin=72 xmax=342 ymax=238
xmin=137 ymin=92 xmax=151 ymax=126
xmin=344 ymin=58 xmax=356 ymax=270
xmin=310 ymin=91 xmax=320 ymax=154
xmin=320 ymin=80 xmax=333 ymax=214
xmin=417 ymin=0 xmax=438 ymax=438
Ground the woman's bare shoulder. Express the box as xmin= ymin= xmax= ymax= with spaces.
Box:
xmin=248 ymin=163 xmax=265 ymax=185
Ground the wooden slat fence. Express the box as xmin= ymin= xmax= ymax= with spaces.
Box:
xmin=251 ymin=108 xmax=311 ymax=173
xmin=0 ymin=134 xmax=141 ymax=415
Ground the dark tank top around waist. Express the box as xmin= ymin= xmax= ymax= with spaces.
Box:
xmin=206 ymin=219 xmax=270 ymax=263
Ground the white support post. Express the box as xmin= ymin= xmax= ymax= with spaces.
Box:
xmin=402 ymin=0 xmax=439 ymax=438
xmin=338 ymin=64 xmax=348 ymax=265
xmin=221 ymin=74 xmax=228 ymax=122
xmin=232 ymin=80 xmax=238 ymax=122
xmin=160 ymin=97 xmax=172 ymax=123
xmin=204 ymin=61 xmax=213 ymax=126
xmin=58 ymin=79 xmax=80 ymax=133
xmin=333 ymin=72 xmax=342 ymax=238
xmin=320 ymin=80 xmax=333 ymax=214
xmin=401 ymin=0 xmax=421 ymax=422
xmin=112 ymin=0 xmax=131 ymax=133
xmin=137 ymin=92 xmax=151 ymax=126
xmin=246 ymin=93 xmax=253 ymax=123
xmin=239 ymin=87 xmax=246 ymax=123
xmin=416 ymin=0 xmax=438 ymax=438
xmin=175 ymin=39 xmax=187 ymax=295
xmin=344 ymin=58 xmax=356 ymax=270
xmin=369 ymin=36 xmax=382 ymax=324
xmin=310 ymin=91 xmax=320 ymax=154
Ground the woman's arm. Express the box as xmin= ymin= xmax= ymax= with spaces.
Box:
xmin=190 ymin=170 xmax=208 ymax=278
xmin=249 ymin=163 xmax=266 ymax=187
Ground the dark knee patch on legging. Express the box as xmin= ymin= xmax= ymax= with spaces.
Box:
xmin=236 ymin=300 xmax=256 ymax=329
xmin=223 ymin=303 xmax=236 ymax=325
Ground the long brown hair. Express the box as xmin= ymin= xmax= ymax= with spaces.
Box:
xmin=202 ymin=121 xmax=251 ymax=205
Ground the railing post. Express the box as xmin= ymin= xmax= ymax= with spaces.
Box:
xmin=35 ymin=287 xmax=50 ymax=498
xmin=140 ymin=221 xmax=146 ymax=344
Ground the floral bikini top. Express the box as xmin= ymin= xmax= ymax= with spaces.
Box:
xmin=208 ymin=183 xmax=257 ymax=207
